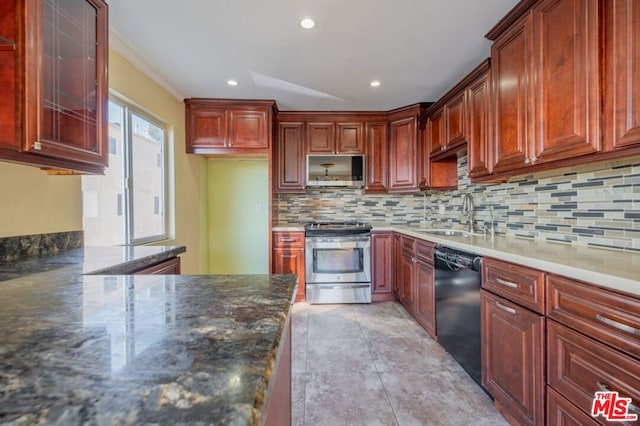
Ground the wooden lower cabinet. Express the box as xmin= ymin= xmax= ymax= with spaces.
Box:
xmin=371 ymin=231 xmax=394 ymax=302
xmin=400 ymin=248 xmax=415 ymax=311
xmin=272 ymin=231 xmax=305 ymax=302
xmin=546 ymin=274 xmax=640 ymax=359
xmin=547 ymin=387 xmax=598 ymax=426
xmin=481 ymin=289 xmax=545 ymax=426
xmin=263 ymin=311 xmax=292 ymax=425
xmin=482 ymin=257 xmax=545 ymax=314
xmin=392 ymin=235 xmax=436 ymax=339
xmin=392 ymin=233 xmax=403 ymax=301
xmin=133 ymin=257 xmax=181 ymax=274
xmin=413 ymin=251 xmax=435 ymax=339
xmin=547 ymin=321 xmax=640 ymax=426
xmin=398 ymin=235 xmax=416 ymax=311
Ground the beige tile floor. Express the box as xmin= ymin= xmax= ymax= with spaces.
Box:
xmin=291 ymin=301 xmax=508 ymax=426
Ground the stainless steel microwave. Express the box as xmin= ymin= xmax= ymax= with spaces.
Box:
xmin=306 ymin=154 xmax=365 ymax=187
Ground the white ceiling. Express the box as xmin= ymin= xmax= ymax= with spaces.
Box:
xmin=107 ymin=0 xmax=519 ymax=111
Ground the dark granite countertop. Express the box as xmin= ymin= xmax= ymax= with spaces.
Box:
xmin=0 ymin=271 xmax=297 ymax=425
xmin=0 ymin=245 xmax=186 ymax=281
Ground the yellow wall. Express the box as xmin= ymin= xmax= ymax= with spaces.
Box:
xmin=208 ymin=159 xmax=269 ymax=274
xmin=0 ymin=162 xmax=82 ymax=237
xmin=109 ymin=50 xmax=209 ymax=274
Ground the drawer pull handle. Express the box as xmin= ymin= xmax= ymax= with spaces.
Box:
xmin=595 ymin=314 xmax=640 ymax=335
xmin=596 ymin=382 xmax=640 ymax=414
xmin=279 ymin=238 xmax=298 ymax=243
xmin=495 ymin=301 xmax=517 ymax=314
xmin=495 ymin=277 xmax=519 ymax=288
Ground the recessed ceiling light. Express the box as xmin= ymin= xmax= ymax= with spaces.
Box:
xmin=299 ymin=18 xmax=316 ymax=30
xmin=226 ymin=79 xmax=239 ymax=87
xmin=370 ymin=80 xmax=381 ymax=87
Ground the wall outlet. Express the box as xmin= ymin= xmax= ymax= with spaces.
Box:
xmin=438 ymin=204 xmax=445 ymax=215
xmin=256 ymin=203 xmax=263 ymax=214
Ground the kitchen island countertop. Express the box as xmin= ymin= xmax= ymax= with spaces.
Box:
xmin=0 ymin=248 xmax=297 ymax=425
xmin=0 ymin=245 xmax=186 ymax=281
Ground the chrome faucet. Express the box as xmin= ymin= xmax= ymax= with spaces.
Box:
xmin=484 ymin=206 xmax=495 ymax=238
xmin=462 ymin=193 xmax=474 ymax=233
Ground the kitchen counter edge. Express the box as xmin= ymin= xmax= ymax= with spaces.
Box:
xmin=387 ymin=226 xmax=639 ymax=298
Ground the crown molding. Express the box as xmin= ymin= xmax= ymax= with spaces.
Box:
xmin=109 ymin=28 xmax=185 ymax=101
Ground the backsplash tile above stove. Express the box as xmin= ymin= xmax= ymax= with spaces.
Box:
xmin=274 ymin=152 xmax=640 ymax=252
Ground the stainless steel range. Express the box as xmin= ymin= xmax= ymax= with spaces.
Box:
xmin=304 ymin=221 xmax=372 ymax=304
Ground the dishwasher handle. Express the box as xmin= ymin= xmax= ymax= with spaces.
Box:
xmin=434 ymin=248 xmax=482 ymax=271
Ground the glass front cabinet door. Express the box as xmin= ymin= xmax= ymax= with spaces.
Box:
xmin=0 ymin=0 xmax=108 ymax=173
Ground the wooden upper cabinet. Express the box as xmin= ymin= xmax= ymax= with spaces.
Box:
xmin=604 ymin=0 xmax=640 ymax=151
xmin=531 ymin=0 xmax=601 ymax=164
xmin=389 ymin=116 xmax=418 ymax=192
xmin=185 ymin=99 xmax=275 ymax=154
xmin=490 ymin=12 xmax=533 ymax=174
xmin=418 ymin=124 xmax=431 ymax=189
xmin=0 ymin=0 xmax=109 ymax=174
xmin=485 ymin=0 xmax=632 ymax=178
xmin=467 ymin=66 xmax=492 ymax=179
xmin=388 ymin=105 xmax=426 ymax=193
xmin=336 ymin=122 xmax=364 ymax=153
xmin=427 ymin=108 xmax=446 ymax=156
xmin=275 ymin=121 xmax=306 ymax=193
xmin=427 ymin=93 xmax=465 ymax=157
xmin=187 ymin=106 xmax=227 ymax=148
xmin=364 ymin=121 xmax=388 ymax=193
xmin=306 ymin=120 xmax=364 ymax=154
xmin=422 ymin=59 xmax=491 ymax=188
xmin=306 ymin=122 xmax=335 ymax=153
xmin=229 ymin=109 xmax=269 ymax=148
xmin=445 ymin=92 xmax=466 ymax=149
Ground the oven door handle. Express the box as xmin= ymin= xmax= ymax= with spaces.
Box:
xmin=311 ymin=284 xmax=371 ymax=290
xmin=306 ymin=243 xmax=370 ymax=250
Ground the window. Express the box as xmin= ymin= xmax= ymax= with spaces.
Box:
xmin=82 ymin=99 xmax=168 ymax=245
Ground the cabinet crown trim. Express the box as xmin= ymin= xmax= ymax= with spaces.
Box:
xmin=485 ymin=0 xmax=538 ymax=40
xmin=426 ymin=59 xmax=491 ymax=115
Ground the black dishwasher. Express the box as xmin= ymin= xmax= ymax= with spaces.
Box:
xmin=434 ymin=246 xmax=484 ymax=389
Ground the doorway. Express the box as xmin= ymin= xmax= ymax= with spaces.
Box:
xmin=207 ymin=159 xmax=269 ymax=273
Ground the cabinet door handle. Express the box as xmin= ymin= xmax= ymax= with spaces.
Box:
xmin=495 ymin=301 xmax=517 ymax=314
xmin=595 ymin=314 xmax=640 ymax=335
xmin=596 ymin=382 xmax=640 ymax=414
xmin=279 ymin=238 xmax=299 ymax=243
xmin=495 ymin=277 xmax=519 ymax=288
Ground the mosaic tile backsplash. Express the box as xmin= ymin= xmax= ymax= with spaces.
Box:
xmin=274 ymin=151 xmax=640 ymax=252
